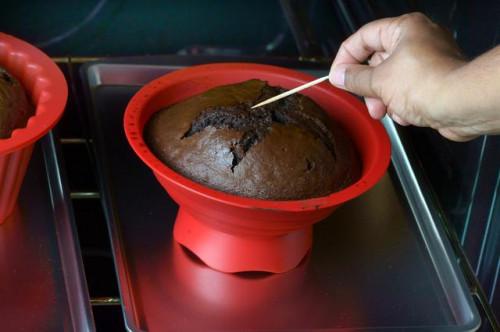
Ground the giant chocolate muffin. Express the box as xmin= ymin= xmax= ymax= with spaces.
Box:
xmin=0 ymin=67 xmax=34 ymax=139
xmin=145 ymin=79 xmax=360 ymax=200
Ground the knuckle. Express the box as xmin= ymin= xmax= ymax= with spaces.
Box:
xmin=344 ymin=67 xmax=356 ymax=89
xmin=353 ymin=71 xmax=365 ymax=90
xmin=345 ymin=67 xmax=364 ymax=92
xmin=345 ymin=66 xmax=377 ymax=96
xmin=368 ymin=70 xmax=377 ymax=94
xmin=406 ymin=12 xmax=428 ymax=22
xmin=371 ymin=69 xmax=383 ymax=95
xmin=400 ymin=12 xmax=431 ymax=30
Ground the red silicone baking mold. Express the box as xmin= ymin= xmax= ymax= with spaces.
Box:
xmin=0 ymin=33 xmax=67 ymax=223
xmin=124 ymin=63 xmax=391 ymax=273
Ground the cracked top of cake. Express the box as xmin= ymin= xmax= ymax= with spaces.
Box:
xmin=144 ymin=79 xmax=360 ymax=200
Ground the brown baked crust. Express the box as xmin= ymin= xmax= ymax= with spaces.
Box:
xmin=145 ymin=79 xmax=360 ymax=200
xmin=0 ymin=67 xmax=34 ymax=139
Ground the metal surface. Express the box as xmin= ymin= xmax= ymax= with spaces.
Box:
xmin=0 ymin=133 xmax=95 ymax=331
xmin=83 ymin=63 xmax=481 ymax=331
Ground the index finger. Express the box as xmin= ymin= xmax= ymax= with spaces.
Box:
xmin=333 ymin=16 xmax=402 ymax=67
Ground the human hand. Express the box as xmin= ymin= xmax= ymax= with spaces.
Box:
xmin=329 ymin=12 xmax=483 ymax=141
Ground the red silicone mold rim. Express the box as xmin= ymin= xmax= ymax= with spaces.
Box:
xmin=124 ymin=63 xmax=391 ymax=211
xmin=0 ymin=33 xmax=67 ymax=154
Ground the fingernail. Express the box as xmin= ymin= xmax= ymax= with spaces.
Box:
xmin=329 ymin=64 xmax=347 ymax=87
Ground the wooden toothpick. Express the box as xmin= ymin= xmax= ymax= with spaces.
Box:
xmin=251 ymin=75 xmax=329 ymax=109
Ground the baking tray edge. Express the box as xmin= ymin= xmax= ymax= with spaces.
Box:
xmin=42 ymin=132 xmax=96 ymax=332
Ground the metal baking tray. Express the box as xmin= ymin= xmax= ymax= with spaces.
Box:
xmin=0 ymin=133 xmax=95 ymax=331
xmin=82 ymin=61 xmax=481 ymax=331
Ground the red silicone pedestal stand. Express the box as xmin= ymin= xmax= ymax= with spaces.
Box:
xmin=174 ymin=208 xmax=313 ymax=273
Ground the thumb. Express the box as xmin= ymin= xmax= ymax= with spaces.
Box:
xmin=329 ymin=64 xmax=378 ymax=98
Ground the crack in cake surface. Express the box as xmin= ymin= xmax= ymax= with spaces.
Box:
xmin=181 ymin=86 xmax=337 ymax=170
